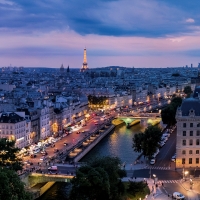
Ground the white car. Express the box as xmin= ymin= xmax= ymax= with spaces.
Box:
xmin=159 ymin=141 xmax=165 ymax=147
xmin=40 ymin=156 xmax=46 ymax=161
xmin=150 ymin=159 xmax=156 ymax=165
xmin=171 ymin=155 xmax=176 ymax=162
xmin=172 ymin=192 xmax=185 ymax=199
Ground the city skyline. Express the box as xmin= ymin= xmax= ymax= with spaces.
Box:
xmin=0 ymin=0 xmax=200 ymax=68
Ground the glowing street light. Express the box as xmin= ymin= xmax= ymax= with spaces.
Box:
xmin=153 ymin=174 xmax=156 ymax=184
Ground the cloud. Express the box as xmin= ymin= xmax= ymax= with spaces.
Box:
xmin=186 ymin=18 xmax=195 ymax=23
xmin=0 ymin=0 xmax=199 ymax=38
xmin=0 ymin=0 xmax=200 ymax=68
xmin=0 ymin=0 xmax=14 ymax=5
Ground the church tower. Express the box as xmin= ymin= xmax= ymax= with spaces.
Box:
xmin=81 ymin=48 xmax=88 ymax=71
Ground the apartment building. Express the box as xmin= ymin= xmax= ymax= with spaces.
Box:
xmin=0 ymin=112 xmax=27 ymax=148
xmin=176 ymin=97 xmax=200 ymax=169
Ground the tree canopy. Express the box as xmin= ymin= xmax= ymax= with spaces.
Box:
xmin=161 ymin=96 xmax=182 ymax=126
xmin=0 ymin=168 xmax=32 ymax=200
xmin=88 ymin=95 xmax=108 ymax=109
xmin=69 ymin=156 xmax=126 ymax=200
xmin=132 ymin=125 xmax=162 ymax=159
xmin=126 ymin=181 xmax=150 ymax=199
xmin=183 ymin=86 xmax=193 ymax=98
xmin=0 ymin=138 xmax=22 ymax=171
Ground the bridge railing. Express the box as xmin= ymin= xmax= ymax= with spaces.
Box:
xmin=58 ymin=117 xmax=114 ymax=160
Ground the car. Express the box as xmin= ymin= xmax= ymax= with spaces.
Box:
xmin=40 ymin=156 xmax=46 ymax=161
xmin=171 ymin=155 xmax=176 ymax=162
xmin=30 ymin=154 xmax=36 ymax=158
xmin=54 ymin=148 xmax=59 ymax=153
xmin=64 ymin=142 xmax=68 ymax=146
xmin=172 ymin=192 xmax=185 ymax=199
xmin=160 ymin=142 xmax=165 ymax=147
xmin=95 ymin=123 xmax=98 ymax=125
xmin=76 ymin=131 xmax=81 ymax=134
xmin=45 ymin=143 xmax=51 ymax=147
xmin=42 ymin=152 xmax=48 ymax=156
xmin=150 ymin=159 xmax=156 ymax=165
xmin=48 ymin=166 xmax=58 ymax=174
xmin=81 ymin=130 xmax=85 ymax=133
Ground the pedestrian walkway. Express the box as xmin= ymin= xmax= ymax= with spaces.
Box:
xmin=143 ymin=166 xmax=171 ymax=170
xmin=121 ymin=163 xmax=172 ymax=171
xmin=158 ymin=180 xmax=180 ymax=184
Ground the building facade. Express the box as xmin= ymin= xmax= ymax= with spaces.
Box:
xmin=0 ymin=112 xmax=27 ymax=148
xmin=176 ymin=98 xmax=200 ymax=170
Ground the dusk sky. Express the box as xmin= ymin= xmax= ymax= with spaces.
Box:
xmin=0 ymin=0 xmax=200 ymax=68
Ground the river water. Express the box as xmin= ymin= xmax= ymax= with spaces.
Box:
xmin=37 ymin=121 xmax=163 ymax=200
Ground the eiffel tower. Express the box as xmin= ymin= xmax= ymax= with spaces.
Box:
xmin=81 ymin=48 xmax=88 ymax=71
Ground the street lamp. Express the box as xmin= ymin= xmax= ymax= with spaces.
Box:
xmin=190 ymin=178 xmax=193 ymax=190
xmin=194 ymin=166 xmax=198 ymax=177
xmin=153 ymin=174 xmax=156 ymax=184
xmin=184 ymin=171 xmax=189 ymax=181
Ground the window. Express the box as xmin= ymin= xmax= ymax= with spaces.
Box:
xmin=183 ymin=131 xmax=186 ymax=136
xmin=196 ymin=139 xmax=200 ymax=145
xmin=196 ymin=158 xmax=199 ymax=164
xmin=189 ymin=150 xmax=193 ymax=154
xmin=183 ymin=123 xmax=186 ymax=128
xmin=190 ymin=123 xmax=193 ymax=127
xmin=182 ymin=140 xmax=186 ymax=146
xmin=189 ymin=140 xmax=193 ymax=145
xmin=197 ymin=131 xmax=200 ymax=136
xmin=196 ymin=150 xmax=199 ymax=154
xmin=182 ymin=158 xmax=185 ymax=164
xmin=189 ymin=158 xmax=192 ymax=164
xmin=190 ymin=131 xmax=193 ymax=136
xmin=197 ymin=123 xmax=200 ymax=127
xmin=182 ymin=150 xmax=186 ymax=154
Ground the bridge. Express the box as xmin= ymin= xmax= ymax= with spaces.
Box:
xmin=112 ymin=113 xmax=161 ymax=128
xmin=21 ymin=172 xmax=74 ymax=187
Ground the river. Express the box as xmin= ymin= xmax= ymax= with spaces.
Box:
xmin=37 ymin=121 xmax=164 ymax=200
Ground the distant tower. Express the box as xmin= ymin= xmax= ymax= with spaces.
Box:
xmin=67 ymin=65 xmax=70 ymax=73
xmin=60 ymin=64 xmax=64 ymax=73
xmin=81 ymin=48 xmax=88 ymax=71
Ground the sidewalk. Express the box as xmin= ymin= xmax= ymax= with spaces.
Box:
xmin=121 ymin=157 xmax=147 ymax=171
xmin=122 ymin=177 xmax=169 ymax=200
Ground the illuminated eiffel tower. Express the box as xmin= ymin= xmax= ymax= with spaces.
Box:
xmin=81 ymin=48 xmax=88 ymax=71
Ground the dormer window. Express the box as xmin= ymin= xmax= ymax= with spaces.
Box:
xmin=189 ymin=109 xmax=195 ymax=117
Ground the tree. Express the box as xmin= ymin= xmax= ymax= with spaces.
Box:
xmin=161 ymin=96 xmax=182 ymax=126
xmin=70 ymin=166 xmax=110 ymax=200
xmin=126 ymin=181 xmax=150 ymax=199
xmin=183 ymin=86 xmax=193 ymax=98
xmin=69 ymin=156 xmax=126 ymax=200
xmin=0 ymin=168 xmax=32 ymax=200
xmin=132 ymin=126 xmax=162 ymax=159
xmin=0 ymin=138 xmax=23 ymax=171
xmin=172 ymin=73 xmax=180 ymax=77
